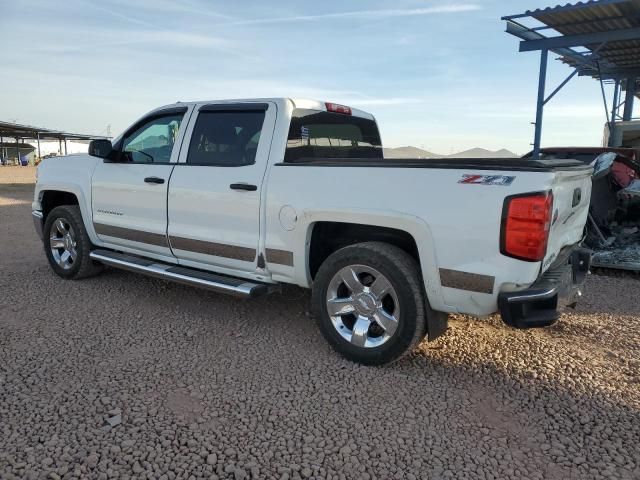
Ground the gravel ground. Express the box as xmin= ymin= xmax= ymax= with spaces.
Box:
xmin=1 ymin=167 xmax=639 ymax=480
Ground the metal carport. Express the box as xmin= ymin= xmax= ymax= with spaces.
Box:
xmin=503 ymin=0 xmax=640 ymax=157
xmin=0 ymin=120 xmax=109 ymax=165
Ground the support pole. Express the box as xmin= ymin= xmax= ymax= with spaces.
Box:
xmin=16 ymin=138 xmax=20 ymax=166
xmin=59 ymin=139 xmax=62 ymax=155
xmin=611 ymin=80 xmax=621 ymax=121
xmin=623 ymin=77 xmax=636 ymax=121
xmin=0 ymin=136 xmax=3 ymax=164
xmin=64 ymin=138 xmax=68 ymax=155
xmin=36 ymin=132 xmax=41 ymax=161
xmin=611 ymin=77 xmax=638 ymax=147
xmin=607 ymin=79 xmax=619 ymax=147
xmin=532 ymin=49 xmax=548 ymax=159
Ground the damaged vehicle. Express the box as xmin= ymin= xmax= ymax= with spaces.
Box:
xmin=33 ymin=99 xmax=594 ymax=364
xmin=530 ymin=147 xmax=640 ymax=272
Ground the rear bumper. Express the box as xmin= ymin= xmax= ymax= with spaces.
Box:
xmin=32 ymin=210 xmax=44 ymax=240
xmin=498 ymin=248 xmax=591 ymax=329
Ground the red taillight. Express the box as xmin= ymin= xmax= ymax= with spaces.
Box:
xmin=325 ymin=102 xmax=352 ymax=115
xmin=501 ymin=192 xmax=553 ymax=262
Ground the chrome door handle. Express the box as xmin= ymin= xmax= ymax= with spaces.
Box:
xmin=144 ymin=177 xmax=165 ymax=184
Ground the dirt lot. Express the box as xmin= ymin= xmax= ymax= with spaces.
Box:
xmin=1 ymin=166 xmax=638 ymax=480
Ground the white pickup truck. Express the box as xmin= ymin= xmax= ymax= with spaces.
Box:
xmin=33 ymin=98 xmax=593 ymax=364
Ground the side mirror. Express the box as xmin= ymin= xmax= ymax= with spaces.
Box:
xmin=88 ymin=139 xmax=114 ymax=160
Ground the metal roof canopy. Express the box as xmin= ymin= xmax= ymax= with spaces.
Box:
xmin=0 ymin=120 xmax=109 ymax=160
xmin=503 ymin=0 xmax=640 ymax=158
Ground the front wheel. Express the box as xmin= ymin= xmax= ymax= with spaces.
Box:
xmin=43 ymin=205 xmax=103 ymax=279
xmin=312 ymin=242 xmax=427 ymax=365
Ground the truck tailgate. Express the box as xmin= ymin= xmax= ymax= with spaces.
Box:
xmin=542 ymin=167 xmax=593 ymax=272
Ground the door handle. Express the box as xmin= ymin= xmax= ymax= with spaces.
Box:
xmin=230 ymin=183 xmax=257 ymax=191
xmin=144 ymin=176 xmax=165 ymax=184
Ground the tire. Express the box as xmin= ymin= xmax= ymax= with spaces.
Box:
xmin=312 ymin=242 xmax=427 ymax=365
xmin=43 ymin=205 xmax=103 ymax=280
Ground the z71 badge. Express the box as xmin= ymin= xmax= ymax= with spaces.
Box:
xmin=458 ymin=174 xmax=515 ymax=186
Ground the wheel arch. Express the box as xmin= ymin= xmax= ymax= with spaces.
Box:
xmin=297 ymin=210 xmax=447 ymax=312
xmin=40 ymin=190 xmax=79 ymax=221
xmin=35 ymin=184 xmax=99 ymax=245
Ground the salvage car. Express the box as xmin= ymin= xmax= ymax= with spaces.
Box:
xmin=32 ymin=99 xmax=592 ymax=364
xmin=527 ymin=147 xmax=640 ymax=272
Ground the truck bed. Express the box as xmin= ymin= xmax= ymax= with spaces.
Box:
xmin=279 ymin=157 xmax=591 ymax=172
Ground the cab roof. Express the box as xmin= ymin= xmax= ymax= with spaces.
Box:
xmin=153 ymin=98 xmax=376 ymax=121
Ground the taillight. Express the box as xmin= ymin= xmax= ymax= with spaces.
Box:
xmin=500 ymin=192 xmax=553 ymax=262
xmin=325 ymin=102 xmax=352 ymax=115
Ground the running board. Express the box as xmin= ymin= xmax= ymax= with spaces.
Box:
xmin=90 ymin=249 xmax=270 ymax=298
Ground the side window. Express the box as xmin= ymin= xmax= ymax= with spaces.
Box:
xmin=187 ymin=111 xmax=266 ymax=166
xmin=121 ymin=114 xmax=184 ymax=163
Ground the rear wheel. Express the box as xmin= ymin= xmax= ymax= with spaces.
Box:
xmin=43 ymin=205 xmax=103 ymax=279
xmin=312 ymin=242 xmax=427 ymax=365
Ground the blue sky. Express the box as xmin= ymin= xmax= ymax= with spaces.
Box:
xmin=0 ymin=0 xmax=617 ymax=154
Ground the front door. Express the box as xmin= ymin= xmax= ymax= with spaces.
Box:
xmin=92 ymin=107 xmax=190 ymax=258
xmin=167 ymin=102 xmax=276 ymax=273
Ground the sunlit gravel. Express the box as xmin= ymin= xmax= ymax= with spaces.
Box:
xmin=1 ymin=169 xmax=638 ymax=479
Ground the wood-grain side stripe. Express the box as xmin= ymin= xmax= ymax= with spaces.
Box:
xmin=170 ymin=236 xmax=256 ymax=262
xmin=265 ymin=248 xmax=294 ymax=267
xmin=93 ymin=223 xmax=169 ymax=248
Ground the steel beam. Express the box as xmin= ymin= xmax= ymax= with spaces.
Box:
xmin=544 ymin=69 xmax=579 ymax=106
xmin=519 ymin=27 xmax=640 ymax=52
xmin=506 ymin=20 xmax=596 ymax=67
xmin=623 ymin=77 xmax=637 ymax=121
xmin=578 ymin=67 xmax=640 ymax=79
xmin=533 ymin=49 xmax=548 ymax=159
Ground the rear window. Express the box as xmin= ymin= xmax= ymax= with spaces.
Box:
xmin=284 ymin=109 xmax=382 ymax=162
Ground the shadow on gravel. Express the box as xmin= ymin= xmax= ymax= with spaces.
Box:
xmin=2 ymin=254 xmax=639 ymax=479
xmin=0 ymin=183 xmax=35 ymax=200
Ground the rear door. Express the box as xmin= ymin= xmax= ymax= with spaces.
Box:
xmin=92 ymin=107 xmax=191 ymax=258
xmin=167 ymin=102 xmax=276 ymax=273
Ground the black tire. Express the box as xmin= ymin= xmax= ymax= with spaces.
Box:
xmin=312 ymin=242 xmax=427 ymax=365
xmin=43 ymin=205 xmax=103 ymax=280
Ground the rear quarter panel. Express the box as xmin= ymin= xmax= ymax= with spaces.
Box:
xmin=264 ymin=164 xmax=563 ymax=315
xmin=542 ymin=169 xmax=592 ymax=271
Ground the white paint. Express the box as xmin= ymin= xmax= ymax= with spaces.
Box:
xmin=34 ymin=98 xmax=593 ymax=317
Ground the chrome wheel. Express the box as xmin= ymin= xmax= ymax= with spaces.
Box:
xmin=326 ymin=264 xmax=400 ymax=348
xmin=49 ymin=218 xmax=77 ymax=270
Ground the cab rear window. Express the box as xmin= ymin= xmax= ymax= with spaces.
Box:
xmin=285 ymin=109 xmax=382 ymax=162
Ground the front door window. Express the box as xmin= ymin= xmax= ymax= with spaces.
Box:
xmin=121 ymin=114 xmax=184 ymax=163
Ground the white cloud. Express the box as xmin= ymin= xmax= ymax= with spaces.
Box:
xmin=228 ymin=4 xmax=482 ymax=26
xmin=30 ymin=30 xmax=232 ymax=54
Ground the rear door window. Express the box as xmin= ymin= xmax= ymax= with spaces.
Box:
xmin=285 ymin=109 xmax=382 ymax=162
xmin=186 ymin=111 xmax=266 ymax=167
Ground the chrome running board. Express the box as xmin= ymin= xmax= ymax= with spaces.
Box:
xmin=90 ymin=249 xmax=269 ymax=298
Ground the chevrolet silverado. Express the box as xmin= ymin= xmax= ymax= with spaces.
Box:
xmin=32 ymin=98 xmax=592 ymax=364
